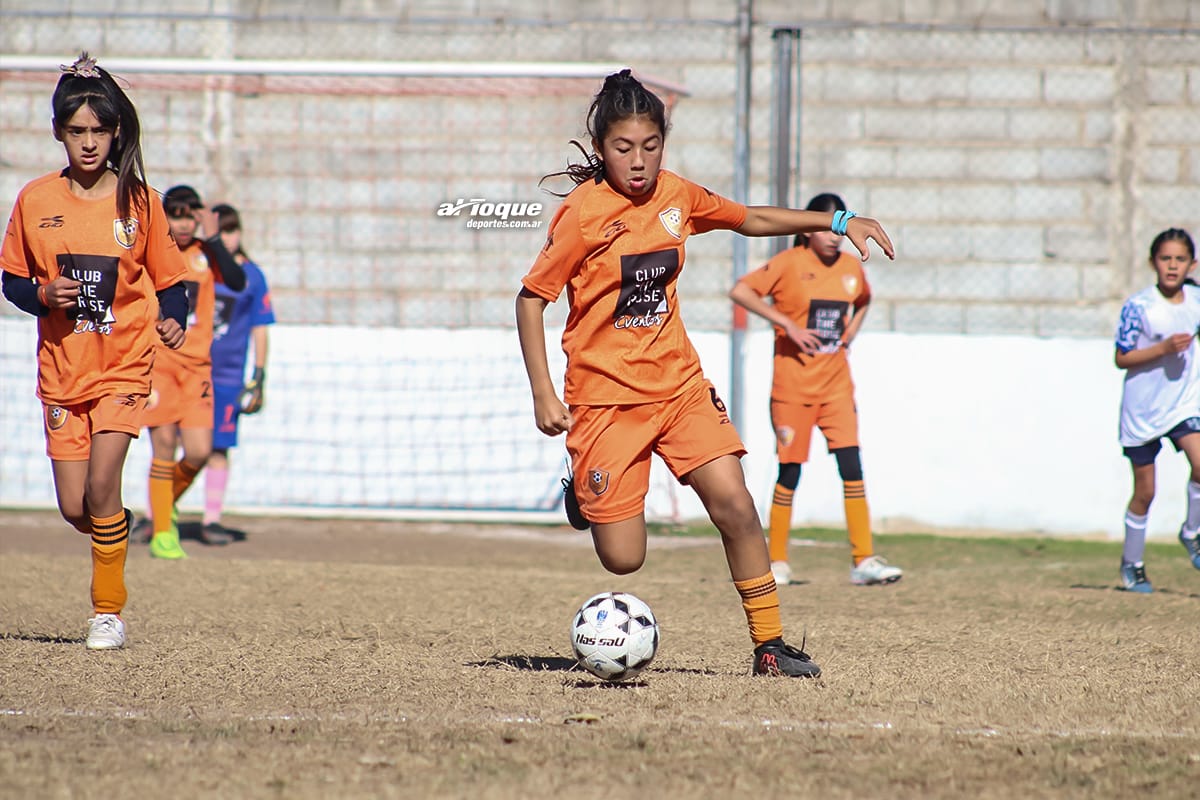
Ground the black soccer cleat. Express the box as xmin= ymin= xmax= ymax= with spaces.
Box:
xmin=200 ymin=522 xmax=235 ymax=546
xmin=753 ymin=638 xmax=821 ymax=678
xmin=128 ymin=514 xmax=152 ymax=545
xmin=561 ymin=477 xmax=590 ymax=531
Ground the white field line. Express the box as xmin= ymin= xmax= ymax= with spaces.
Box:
xmin=2 ymin=707 xmax=1196 ymax=741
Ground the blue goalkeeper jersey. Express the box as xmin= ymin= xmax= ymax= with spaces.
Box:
xmin=211 ymin=259 xmax=275 ymax=386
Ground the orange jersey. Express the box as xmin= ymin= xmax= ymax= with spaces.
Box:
xmin=0 ymin=171 xmax=188 ymax=405
xmin=737 ymin=245 xmax=870 ymax=404
xmin=153 ymin=238 xmax=221 ymax=370
xmin=522 ymin=170 xmax=747 ymax=405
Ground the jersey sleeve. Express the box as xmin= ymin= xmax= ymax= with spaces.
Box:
xmin=520 ymin=196 xmax=588 ymax=302
xmin=1114 ymin=299 xmax=1143 ymax=354
xmin=0 ymin=193 xmax=33 ymax=279
xmin=685 ymin=179 xmax=747 ymax=234
xmin=143 ymin=199 xmax=189 ymax=290
xmin=737 ymin=252 xmax=786 ymax=298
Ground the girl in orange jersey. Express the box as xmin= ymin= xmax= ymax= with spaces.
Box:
xmin=0 ymin=53 xmax=190 ymax=650
xmin=516 ymin=70 xmax=894 ymax=678
xmin=730 ymin=192 xmax=904 ymax=589
xmin=137 ymin=185 xmax=244 ymax=560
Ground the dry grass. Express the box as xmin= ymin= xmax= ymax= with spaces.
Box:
xmin=1 ymin=510 xmax=1198 ymax=799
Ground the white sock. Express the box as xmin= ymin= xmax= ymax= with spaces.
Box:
xmin=1184 ymin=481 xmax=1200 ymax=538
xmin=1123 ymin=509 xmax=1148 ymax=565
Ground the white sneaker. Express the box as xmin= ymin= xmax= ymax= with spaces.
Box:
xmin=770 ymin=560 xmax=793 ymax=586
xmin=86 ymin=614 xmax=126 ymax=650
xmin=850 ymin=555 xmax=903 ymax=586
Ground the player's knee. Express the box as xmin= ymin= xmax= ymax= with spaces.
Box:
xmin=56 ymin=503 xmax=90 ymax=534
xmin=776 ymin=462 xmax=801 ymax=490
xmin=598 ymin=551 xmax=645 ymax=575
xmin=83 ymin=473 xmax=120 ymax=508
xmin=709 ymin=492 xmax=761 ymax=539
xmin=184 ymin=446 xmax=212 ymax=469
xmin=833 ymin=447 xmax=863 ymax=481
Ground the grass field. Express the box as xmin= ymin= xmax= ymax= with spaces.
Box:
xmin=2 ymin=509 xmax=1198 ymax=799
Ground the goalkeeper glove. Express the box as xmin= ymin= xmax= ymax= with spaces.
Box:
xmin=239 ymin=367 xmax=265 ymax=414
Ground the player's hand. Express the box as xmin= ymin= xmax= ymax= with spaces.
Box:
xmin=156 ymin=319 xmax=185 ymax=349
xmin=533 ymin=395 xmax=573 ymax=437
xmin=41 ymin=277 xmax=81 ymax=310
xmin=193 ymin=205 xmax=218 ymax=238
xmin=1162 ymin=332 xmax=1194 ymax=355
xmin=783 ymin=321 xmax=822 ymax=355
xmin=239 ymin=368 xmax=265 ymax=415
xmin=844 ymin=216 xmax=895 ymax=262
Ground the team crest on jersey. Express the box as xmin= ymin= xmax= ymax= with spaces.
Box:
xmin=776 ymin=425 xmax=795 ymax=447
xmin=46 ymin=405 xmax=68 ymax=431
xmin=113 ymin=218 xmax=138 ymax=249
xmin=842 ymin=275 xmax=859 ymax=296
xmin=586 ymin=468 xmax=610 ymax=496
xmin=658 ymin=207 xmax=682 ymax=239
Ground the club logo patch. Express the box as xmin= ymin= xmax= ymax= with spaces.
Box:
xmin=587 ymin=468 xmax=610 ymax=496
xmin=46 ymin=405 xmax=68 ymax=431
xmin=113 ymin=218 xmax=138 ymax=249
xmin=842 ymin=275 xmax=859 ymax=296
xmin=658 ymin=207 xmax=682 ymax=239
xmin=776 ymin=425 xmax=795 ymax=447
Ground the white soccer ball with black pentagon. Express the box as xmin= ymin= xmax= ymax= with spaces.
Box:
xmin=570 ymin=591 xmax=659 ymax=681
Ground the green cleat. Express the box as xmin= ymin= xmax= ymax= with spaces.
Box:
xmin=149 ymin=527 xmax=187 ymax=560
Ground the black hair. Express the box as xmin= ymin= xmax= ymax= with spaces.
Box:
xmin=52 ymin=53 xmax=148 ymax=220
xmin=211 ymin=203 xmax=249 ymax=260
xmin=792 ymin=192 xmax=846 ymax=248
xmin=539 ymin=69 xmax=669 ymax=196
xmin=1149 ymin=228 xmax=1196 ymax=262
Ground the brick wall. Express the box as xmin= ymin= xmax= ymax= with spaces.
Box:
xmin=1 ymin=1 xmax=1197 ymax=335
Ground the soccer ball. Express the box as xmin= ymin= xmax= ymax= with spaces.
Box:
xmin=570 ymin=591 xmax=659 ymax=681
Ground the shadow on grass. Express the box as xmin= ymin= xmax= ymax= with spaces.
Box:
xmin=0 ymin=631 xmax=86 ymax=645
xmin=470 ymin=655 xmax=721 ymax=680
xmin=1070 ymin=583 xmax=1200 ymax=599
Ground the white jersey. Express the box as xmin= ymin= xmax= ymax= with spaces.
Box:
xmin=1115 ymin=283 xmax=1200 ymax=446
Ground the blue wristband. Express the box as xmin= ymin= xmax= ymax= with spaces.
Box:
xmin=831 ymin=210 xmax=857 ymax=236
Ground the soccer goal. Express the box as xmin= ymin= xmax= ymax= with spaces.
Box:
xmin=0 ymin=57 xmax=689 ymax=522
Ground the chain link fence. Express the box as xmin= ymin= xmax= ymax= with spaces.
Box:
xmin=2 ymin=9 xmax=1198 ymax=337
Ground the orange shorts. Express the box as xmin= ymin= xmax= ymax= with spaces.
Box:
xmin=142 ymin=357 xmax=213 ymax=429
xmin=770 ymin=395 xmax=859 ymax=464
xmin=43 ymin=393 xmax=147 ymax=461
xmin=567 ymin=379 xmax=746 ymax=524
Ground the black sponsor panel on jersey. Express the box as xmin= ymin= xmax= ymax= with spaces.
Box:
xmin=57 ymin=253 xmax=118 ymax=325
xmin=213 ymin=295 xmax=234 ymax=340
xmin=615 ymin=248 xmax=679 ymax=320
xmin=807 ymin=299 xmax=850 ymax=349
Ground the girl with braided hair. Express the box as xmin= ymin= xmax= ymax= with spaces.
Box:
xmin=516 ymin=69 xmax=894 ymax=677
xmin=0 ymin=53 xmax=190 ymax=649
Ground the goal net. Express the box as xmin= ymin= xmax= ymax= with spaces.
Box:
xmin=0 ymin=59 xmax=688 ymax=522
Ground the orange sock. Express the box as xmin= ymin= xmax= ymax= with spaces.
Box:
xmin=733 ymin=573 xmax=783 ymax=646
xmin=149 ymin=458 xmax=175 ymax=534
xmin=767 ymin=484 xmax=794 ymax=563
xmin=844 ymin=480 xmax=872 ymax=565
xmin=172 ymin=459 xmax=201 ymax=502
xmin=90 ymin=510 xmax=128 ymax=615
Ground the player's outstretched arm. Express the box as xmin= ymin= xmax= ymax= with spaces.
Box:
xmin=737 ymin=206 xmax=895 ymax=261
